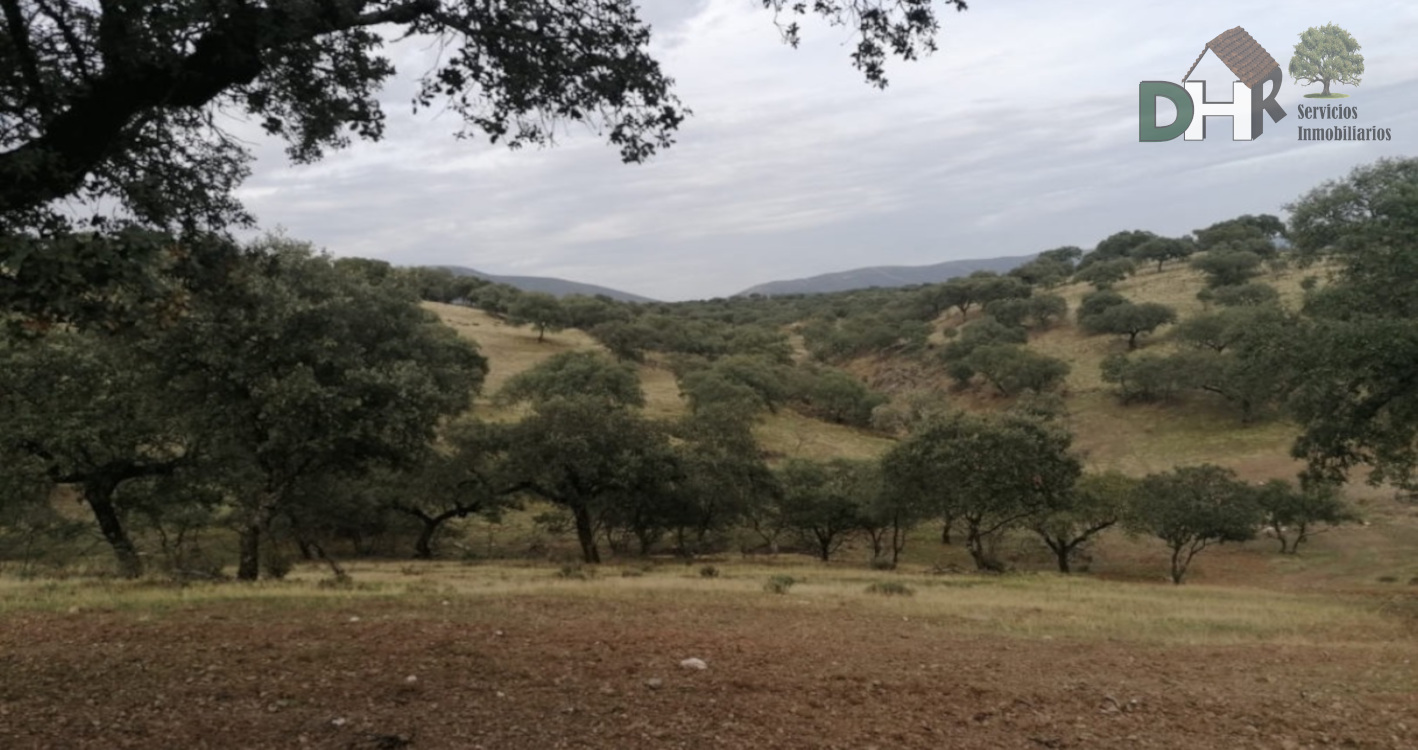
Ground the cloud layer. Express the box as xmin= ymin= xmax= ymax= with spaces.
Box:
xmin=235 ymin=0 xmax=1418 ymax=300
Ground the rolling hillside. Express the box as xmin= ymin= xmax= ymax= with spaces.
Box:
xmin=431 ymin=259 xmax=1324 ymax=484
xmin=428 ymin=303 xmax=894 ymax=461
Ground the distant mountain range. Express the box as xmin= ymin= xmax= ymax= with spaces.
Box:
xmin=441 ymin=253 xmax=1037 ymax=303
xmin=442 ymin=266 xmax=657 ymax=303
xmin=735 ymin=254 xmax=1037 ymax=297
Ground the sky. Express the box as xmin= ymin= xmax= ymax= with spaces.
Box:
xmin=233 ymin=0 xmax=1418 ymax=301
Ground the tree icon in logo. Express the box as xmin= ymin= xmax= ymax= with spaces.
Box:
xmin=1288 ymin=23 xmax=1364 ymax=98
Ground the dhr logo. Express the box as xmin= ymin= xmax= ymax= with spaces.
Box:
xmin=1139 ymin=27 xmax=1287 ymax=142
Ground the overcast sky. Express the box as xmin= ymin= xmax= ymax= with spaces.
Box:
xmin=234 ymin=0 xmax=1418 ymax=301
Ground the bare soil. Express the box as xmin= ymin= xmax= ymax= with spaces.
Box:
xmin=2 ymin=594 xmax=1414 ymax=749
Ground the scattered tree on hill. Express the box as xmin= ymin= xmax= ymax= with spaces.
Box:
xmin=801 ymin=313 xmax=929 ymax=360
xmin=506 ymin=397 xmax=676 ymax=564
xmin=1009 ymin=257 xmax=1071 ymax=288
xmin=1128 ymin=465 xmax=1261 ymax=584
xmin=588 ymin=320 xmax=656 ymax=362
xmin=381 ymin=419 xmax=519 ymax=560
xmin=499 ymin=351 xmax=643 ymax=409
xmin=471 ymin=284 xmax=521 ymax=317
xmin=1100 ymin=352 xmax=1192 ymax=403
xmin=679 ymin=369 xmax=768 ymax=422
xmin=1011 ymin=247 xmax=1082 ymax=287
xmin=1288 ymin=24 xmax=1365 ymax=97
xmin=1185 ymin=307 xmax=1300 ymax=422
xmin=963 ymin=344 xmax=1070 ymax=396
xmin=1194 ymin=214 xmax=1286 ymax=252
xmin=1076 ymin=289 xmax=1128 ymax=321
xmin=1192 ymin=251 xmax=1264 ymax=288
xmin=868 ymin=389 xmax=952 ymax=436
xmin=1073 ymin=258 xmax=1136 ymax=289
xmin=1076 ymin=230 xmax=1157 ymax=270
xmin=1252 ymin=479 xmax=1358 ymax=555
xmin=560 ymin=295 xmax=631 ymax=330
xmin=881 ymin=411 xmax=1080 ymax=571
xmin=985 ymin=294 xmax=1068 ymax=330
xmin=939 ymin=316 xmax=1028 ymax=382
xmin=858 ymin=467 xmax=928 ymax=567
xmin=794 ymin=367 xmax=888 ymax=427
xmin=1031 ymin=471 xmax=1135 ymax=573
xmin=668 ymin=415 xmax=778 ymax=557
xmin=776 ymin=458 xmax=871 ymax=562
xmin=1039 ymin=246 xmax=1085 ymax=265
xmin=1081 ymin=301 xmax=1177 ymax=350
xmin=1132 ymin=236 xmax=1197 ymax=272
xmin=508 ymin=292 xmax=566 ymax=342
xmin=924 ymin=272 xmax=1032 ymax=320
xmin=1173 ymin=311 xmax=1243 ymax=353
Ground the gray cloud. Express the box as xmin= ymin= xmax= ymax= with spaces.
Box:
xmin=236 ymin=0 xmax=1418 ymax=300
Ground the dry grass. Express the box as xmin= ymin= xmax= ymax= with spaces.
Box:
xmin=426 ymin=302 xmax=600 ymax=397
xmin=753 ymin=410 xmax=895 ymax=461
xmin=2 ymin=559 xmax=1410 ymax=647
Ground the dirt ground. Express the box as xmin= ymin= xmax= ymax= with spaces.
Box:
xmin=1 ymin=593 xmax=1415 ymax=750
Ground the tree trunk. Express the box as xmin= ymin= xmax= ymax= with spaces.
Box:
xmin=1127 ymin=331 xmax=1140 ymax=350
xmin=571 ymin=502 xmax=601 ymax=564
xmin=83 ymin=481 xmax=142 ymax=579
xmin=237 ymin=522 xmax=261 ymax=581
xmin=1322 ymin=79 xmax=1331 ymax=96
xmin=414 ymin=519 xmax=439 ymax=560
xmin=965 ymin=525 xmax=1005 ymax=572
xmin=1169 ymin=546 xmax=1186 ymax=585
xmin=867 ymin=529 xmax=886 ymax=561
xmin=940 ymin=517 xmax=953 ymax=545
xmin=1050 ymin=539 xmax=1072 ymax=574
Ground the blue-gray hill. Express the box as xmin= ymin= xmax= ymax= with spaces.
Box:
xmin=442 ymin=266 xmax=657 ymax=303
xmin=736 ymin=254 xmax=1036 ymax=296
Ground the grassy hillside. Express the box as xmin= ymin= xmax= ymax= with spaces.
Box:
xmin=1025 ymin=262 xmax=1313 ymax=477
xmin=901 ymin=261 xmax=1318 ymax=480
xmin=433 ymin=258 xmax=1321 ymax=481
xmin=427 ymin=302 xmax=891 ymax=460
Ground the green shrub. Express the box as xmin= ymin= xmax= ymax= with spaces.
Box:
xmin=699 ymin=564 xmax=720 ymax=578
xmin=763 ymin=574 xmax=797 ymax=594
xmin=261 ymin=551 xmax=293 ymax=581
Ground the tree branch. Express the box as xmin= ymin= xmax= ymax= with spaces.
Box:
xmin=0 ymin=0 xmax=443 ymax=220
xmin=2 ymin=0 xmax=50 ymax=117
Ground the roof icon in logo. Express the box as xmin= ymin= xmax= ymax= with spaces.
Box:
xmin=1182 ymin=27 xmax=1280 ymax=87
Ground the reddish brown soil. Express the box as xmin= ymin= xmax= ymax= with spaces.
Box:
xmin=1 ymin=596 xmax=1414 ymax=749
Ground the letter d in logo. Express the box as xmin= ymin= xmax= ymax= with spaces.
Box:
xmin=1139 ymin=82 xmax=1193 ymax=142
